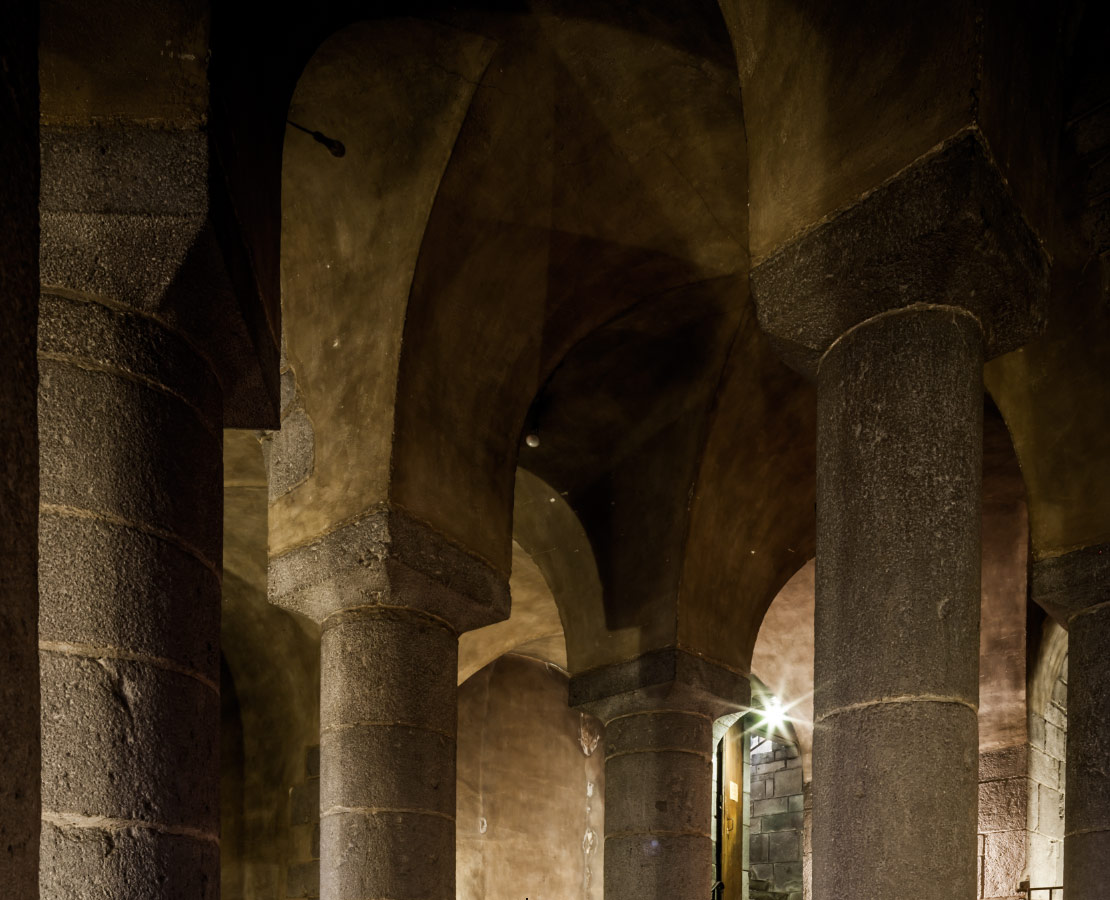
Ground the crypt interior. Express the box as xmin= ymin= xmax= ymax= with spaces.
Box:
xmin=1 ymin=1 xmax=1109 ymax=899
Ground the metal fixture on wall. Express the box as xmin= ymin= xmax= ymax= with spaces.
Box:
xmin=286 ymin=119 xmax=346 ymax=157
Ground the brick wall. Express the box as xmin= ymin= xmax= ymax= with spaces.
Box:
xmin=749 ymin=741 xmax=804 ymax=900
xmin=978 ymin=744 xmax=1030 ymax=899
xmin=1026 ymin=657 xmax=1066 ymax=892
xmin=977 ymin=654 xmax=1067 ymax=900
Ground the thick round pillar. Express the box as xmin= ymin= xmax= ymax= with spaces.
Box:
xmin=270 ymin=512 xmax=509 ymax=900
xmin=1064 ymin=603 xmax=1110 ymax=893
xmin=320 ymin=605 xmax=459 ymax=900
xmin=37 ymin=291 xmax=223 ymax=899
xmin=568 ymin=650 xmax=747 ymax=900
xmin=813 ymin=306 xmax=983 ymax=900
xmin=601 ymin=704 xmax=714 ymax=900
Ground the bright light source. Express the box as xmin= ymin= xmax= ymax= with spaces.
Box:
xmin=760 ymin=695 xmax=786 ymax=734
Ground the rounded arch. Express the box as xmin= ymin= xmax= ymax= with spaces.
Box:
xmin=271 ymin=1 xmax=752 ymax=597
xmin=750 ymin=558 xmax=815 ymax=780
xmin=270 ymin=17 xmax=500 ymax=557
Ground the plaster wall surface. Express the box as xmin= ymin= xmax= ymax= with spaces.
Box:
xmin=222 ymin=431 xmax=321 ymax=900
xmin=457 ymin=655 xmax=604 ymax=900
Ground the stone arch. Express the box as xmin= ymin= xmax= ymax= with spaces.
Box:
xmin=271 ymin=2 xmax=753 ymax=590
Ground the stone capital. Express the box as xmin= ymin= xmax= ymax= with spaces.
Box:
xmin=1031 ymin=542 xmax=1110 ymax=626
xmin=568 ymin=648 xmax=750 ymax=722
xmin=39 ymin=124 xmax=279 ymax=428
xmin=750 ymin=132 xmax=1049 ymax=377
xmin=268 ymin=506 xmax=511 ymax=633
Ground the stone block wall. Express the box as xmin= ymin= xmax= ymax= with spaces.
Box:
xmin=978 ymin=745 xmax=1029 ymax=899
xmin=976 ymin=655 xmax=1068 ymax=900
xmin=801 ymin=782 xmax=812 ymax=900
xmin=749 ymin=741 xmax=804 ymax=900
xmin=1026 ymin=658 xmax=1066 ymax=892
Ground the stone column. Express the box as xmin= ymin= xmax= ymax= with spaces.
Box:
xmin=0 ymin=0 xmax=39 ymax=894
xmin=814 ymin=305 xmax=984 ymax=898
xmin=750 ymin=135 xmax=1048 ymax=900
xmin=1032 ymin=544 xmax=1110 ymax=897
xmin=269 ymin=512 xmax=509 ymax=900
xmin=35 ymin=124 xmax=232 ymax=897
xmin=570 ymin=649 xmax=748 ymax=900
xmin=37 ymin=290 xmax=224 ymax=898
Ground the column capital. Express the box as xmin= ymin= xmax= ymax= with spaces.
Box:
xmin=750 ymin=132 xmax=1049 ymax=377
xmin=1031 ymin=542 xmax=1110 ymax=626
xmin=39 ymin=124 xmax=279 ymax=428
xmin=268 ymin=506 xmax=510 ymax=633
xmin=568 ymin=648 xmax=750 ymax=722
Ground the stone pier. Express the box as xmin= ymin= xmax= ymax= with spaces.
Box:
xmin=751 ymin=134 xmax=1048 ymax=900
xmin=37 ymin=288 xmax=224 ymax=897
xmin=571 ymin=649 xmax=748 ymax=900
xmin=269 ymin=510 xmax=509 ymax=900
xmin=1033 ymin=544 xmax=1110 ymax=898
xmin=34 ymin=116 xmax=275 ymax=897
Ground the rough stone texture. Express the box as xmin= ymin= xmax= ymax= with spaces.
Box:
xmin=978 ymin=746 xmax=1029 ymax=899
xmin=274 ymin=503 xmax=510 ymax=900
xmin=38 ymin=512 xmax=220 ymax=679
xmin=0 ymin=0 xmax=39 ymax=894
xmin=39 ymin=124 xmax=279 ymax=429
xmin=262 ymin=337 xmax=315 ymax=502
xmin=1025 ymin=647 xmax=1067 ymax=891
xmin=812 ymin=702 xmax=979 ymax=899
xmin=569 ymin=648 xmax=750 ymax=721
xmin=269 ymin=508 xmax=510 ymax=632
xmin=813 ymin=307 xmax=984 ymax=900
xmin=750 ymin=133 xmax=1047 ymax=376
xmin=1064 ymin=603 xmax=1110 ymax=896
xmin=604 ymin=705 xmax=711 ymax=900
xmin=801 ymin=781 xmax=812 ymax=900
xmin=319 ymin=607 xmax=459 ymax=900
xmin=40 ymin=820 xmax=218 ymax=900
xmin=748 ymin=742 xmax=804 ymax=898
xmin=40 ymin=654 xmax=218 ymax=829
xmin=816 ymin=308 xmax=983 ymax=710
xmin=1031 ymin=542 xmax=1110 ymax=624
xmin=38 ymin=288 xmax=223 ymax=898
xmin=263 ymin=406 xmax=314 ymax=502
xmin=572 ymin=671 xmax=749 ymax=900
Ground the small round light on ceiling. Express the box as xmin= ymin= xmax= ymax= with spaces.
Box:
xmin=525 ymin=433 xmax=541 ymax=448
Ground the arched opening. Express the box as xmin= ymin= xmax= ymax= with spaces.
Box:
xmin=457 ymin=653 xmax=605 ymax=900
xmin=713 ymin=683 xmax=805 ymax=900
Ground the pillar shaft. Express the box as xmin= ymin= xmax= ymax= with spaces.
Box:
xmin=319 ymin=605 xmax=459 ymax=900
xmin=269 ymin=512 xmax=510 ymax=900
xmin=813 ymin=306 xmax=983 ymax=900
xmin=569 ymin=651 xmax=748 ymax=900
xmin=1064 ymin=602 xmax=1110 ymax=892
xmin=37 ymin=291 xmax=223 ymax=898
xmin=603 ymin=705 xmax=714 ymax=900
